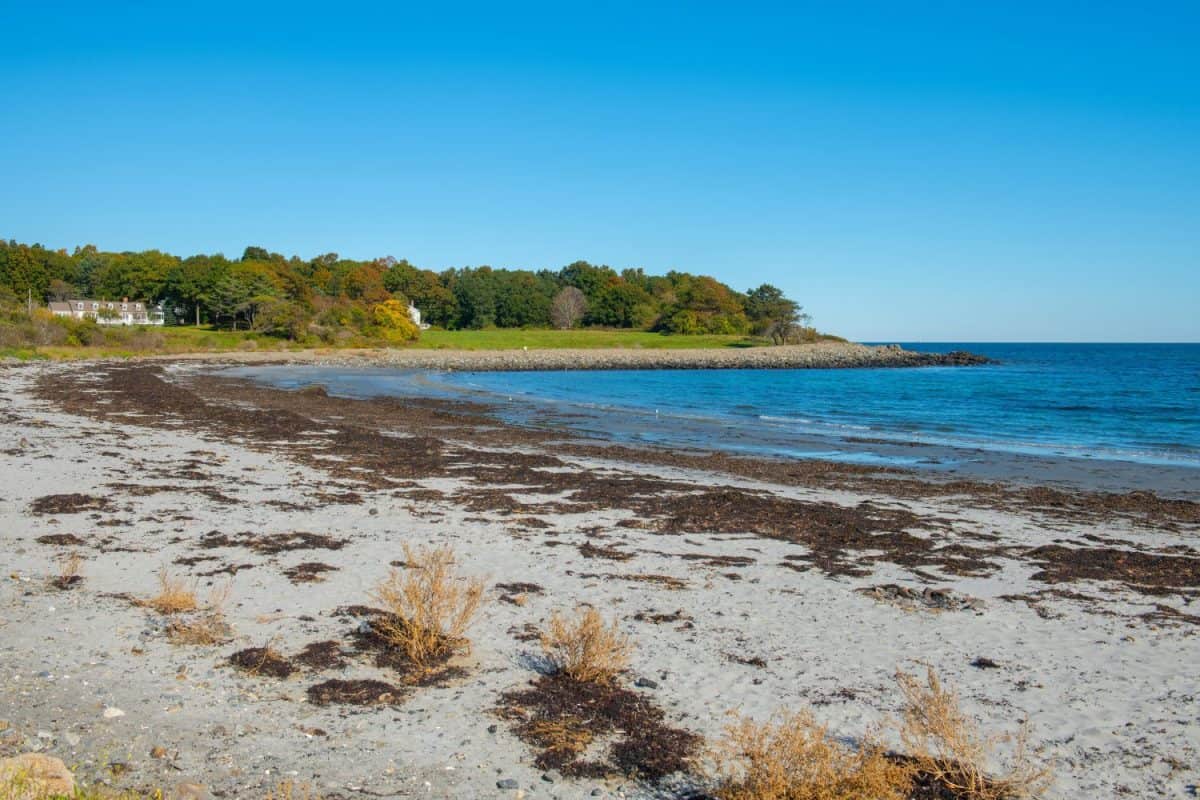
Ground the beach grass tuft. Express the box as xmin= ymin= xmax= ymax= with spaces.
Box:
xmin=165 ymin=581 xmax=232 ymax=645
xmin=897 ymin=667 xmax=1052 ymax=800
xmin=540 ymin=606 xmax=632 ymax=684
xmin=50 ymin=551 xmax=85 ymax=590
xmin=369 ymin=543 xmax=486 ymax=670
xmin=141 ymin=567 xmax=199 ymax=615
xmin=709 ymin=709 xmax=913 ymax=800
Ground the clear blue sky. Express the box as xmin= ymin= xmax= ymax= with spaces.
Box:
xmin=2 ymin=1 xmax=1197 ymax=341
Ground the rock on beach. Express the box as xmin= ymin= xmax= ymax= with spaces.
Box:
xmin=0 ymin=753 xmax=75 ymax=799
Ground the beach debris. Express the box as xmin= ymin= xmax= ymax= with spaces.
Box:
xmin=498 ymin=607 xmax=700 ymax=781
xmin=578 ymin=541 xmax=635 ymax=561
xmin=50 ymin=552 xmax=84 ymax=590
xmin=198 ymin=530 xmax=344 ymax=554
xmin=34 ymin=533 xmax=86 ymax=547
xmin=632 ymin=608 xmax=693 ymax=626
xmin=860 ymin=584 xmax=984 ymax=612
xmin=498 ymin=672 xmax=700 ymax=780
xmin=282 ymin=561 xmax=338 ymax=584
xmin=102 ymin=707 xmax=125 ymax=719
xmin=497 ymin=582 xmax=544 ymax=606
xmin=229 ymin=646 xmax=296 ymax=679
xmin=29 ymin=493 xmax=112 ymax=515
xmin=295 ymin=640 xmax=347 ymax=670
xmin=726 ymin=653 xmax=768 ymax=669
xmin=306 ymin=679 xmax=404 ymax=706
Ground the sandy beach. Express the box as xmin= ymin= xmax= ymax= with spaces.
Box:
xmin=1 ymin=358 xmax=1198 ymax=799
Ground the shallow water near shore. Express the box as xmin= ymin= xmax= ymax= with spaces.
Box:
xmin=225 ymin=342 xmax=1200 ymax=497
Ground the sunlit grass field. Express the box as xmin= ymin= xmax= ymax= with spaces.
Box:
xmin=414 ymin=328 xmax=762 ymax=350
xmin=1 ymin=326 xmax=777 ymax=360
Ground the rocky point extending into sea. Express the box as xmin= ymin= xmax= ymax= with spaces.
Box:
xmin=153 ymin=340 xmax=992 ymax=371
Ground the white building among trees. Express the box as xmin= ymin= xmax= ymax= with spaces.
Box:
xmin=48 ymin=298 xmax=165 ymax=326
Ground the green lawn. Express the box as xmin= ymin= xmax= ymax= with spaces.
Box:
xmin=412 ymin=328 xmax=764 ymax=350
xmin=2 ymin=326 xmax=772 ymax=360
xmin=1 ymin=326 xmax=791 ymax=361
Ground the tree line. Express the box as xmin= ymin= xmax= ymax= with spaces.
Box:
xmin=0 ymin=239 xmax=813 ymax=342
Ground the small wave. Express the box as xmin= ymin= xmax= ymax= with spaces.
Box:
xmin=757 ymin=414 xmax=870 ymax=431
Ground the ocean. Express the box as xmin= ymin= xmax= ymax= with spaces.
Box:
xmin=226 ymin=343 xmax=1200 ymax=495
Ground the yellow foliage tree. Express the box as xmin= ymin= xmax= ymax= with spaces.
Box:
xmin=371 ymin=299 xmax=420 ymax=343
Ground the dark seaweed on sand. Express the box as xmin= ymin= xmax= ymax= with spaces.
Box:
xmin=33 ymin=363 xmax=1200 ymax=597
xmin=348 ymin=610 xmax=468 ymax=686
xmin=36 ymin=533 xmax=87 ymax=546
xmin=307 ymin=679 xmax=404 ymax=706
xmin=29 ymin=493 xmax=113 ymax=515
xmin=229 ymin=647 xmax=296 ymax=679
xmin=494 ymin=582 xmax=544 ymax=595
xmin=283 ymin=561 xmax=339 ymax=584
xmin=295 ymin=640 xmax=347 ymax=670
xmin=199 ymin=530 xmax=344 ymax=554
xmin=498 ymin=673 xmax=700 ymax=781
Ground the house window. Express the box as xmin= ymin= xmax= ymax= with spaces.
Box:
xmin=76 ymin=303 xmax=83 ymax=310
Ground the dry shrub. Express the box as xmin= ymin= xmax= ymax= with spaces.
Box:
xmin=710 ymin=709 xmax=913 ymax=800
xmin=540 ymin=606 xmax=632 ymax=684
xmin=369 ymin=543 xmax=486 ymax=668
xmin=166 ymin=582 xmax=232 ymax=645
xmin=51 ymin=552 xmax=84 ymax=589
xmin=142 ymin=567 xmax=199 ymax=614
xmin=897 ymin=667 xmax=1052 ymax=799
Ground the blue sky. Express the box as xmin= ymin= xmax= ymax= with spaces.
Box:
xmin=2 ymin=1 xmax=1197 ymax=341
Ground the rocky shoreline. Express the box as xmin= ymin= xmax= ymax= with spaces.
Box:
xmin=151 ymin=340 xmax=992 ymax=371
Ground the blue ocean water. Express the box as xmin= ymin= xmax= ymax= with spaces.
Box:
xmin=426 ymin=344 xmax=1200 ymax=469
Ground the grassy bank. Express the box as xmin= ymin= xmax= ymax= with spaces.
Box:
xmin=1 ymin=326 xmax=806 ymax=360
xmin=415 ymin=328 xmax=768 ymax=349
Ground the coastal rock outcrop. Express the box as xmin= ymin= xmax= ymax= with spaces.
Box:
xmin=172 ymin=341 xmax=994 ymax=372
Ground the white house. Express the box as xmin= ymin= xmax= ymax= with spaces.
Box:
xmin=48 ymin=298 xmax=165 ymax=326
xmin=408 ymin=301 xmax=429 ymax=330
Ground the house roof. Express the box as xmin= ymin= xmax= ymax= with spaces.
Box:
xmin=48 ymin=299 xmax=150 ymax=310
